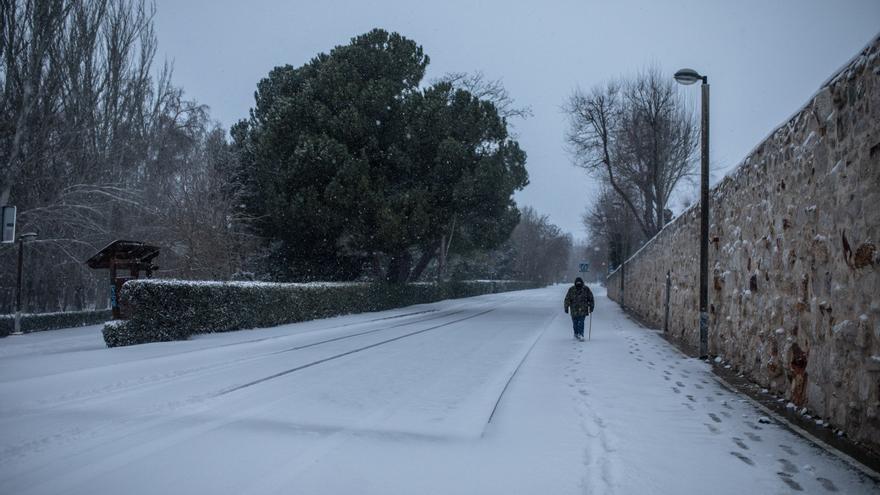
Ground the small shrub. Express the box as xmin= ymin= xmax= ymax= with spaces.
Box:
xmin=0 ymin=310 xmax=112 ymax=337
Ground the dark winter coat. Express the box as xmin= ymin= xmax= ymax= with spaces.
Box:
xmin=564 ymin=285 xmax=595 ymax=317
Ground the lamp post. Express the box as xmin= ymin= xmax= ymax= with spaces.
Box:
xmin=674 ymin=68 xmax=709 ymax=359
xmin=13 ymin=232 xmax=37 ymax=335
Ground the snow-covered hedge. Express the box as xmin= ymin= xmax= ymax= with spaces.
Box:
xmin=102 ymin=279 xmax=538 ymax=347
xmin=0 ymin=309 xmax=112 ymax=336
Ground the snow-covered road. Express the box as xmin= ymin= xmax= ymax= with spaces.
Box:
xmin=0 ymin=286 xmax=876 ymax=494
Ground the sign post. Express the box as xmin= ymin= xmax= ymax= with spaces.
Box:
xmin=13 ymin=232 xmax=37 ymax=335
xmin=579 ymin=262 xmax=590 ymax=273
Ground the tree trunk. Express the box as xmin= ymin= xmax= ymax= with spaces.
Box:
xmin=408 ymin=241 xmax=440 ymax=282
xmin=370 ymin=253 xmax=383 ymax=279
xmin=385 ymin=251 xmax=412 ymax=284
xmin=437 ymin=235 xmax=447 ymax=281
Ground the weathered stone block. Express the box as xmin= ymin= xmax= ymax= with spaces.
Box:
xmin=832 ymin=319 xmax=858 ymax=343
xmin=854 ymin=243 xmax=876 ymax=269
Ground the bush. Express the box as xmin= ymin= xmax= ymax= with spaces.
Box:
xmin=0 ymin=309 xmax=112 ymax=337
xmin=102 ymin=279 xmax=538 ymax=347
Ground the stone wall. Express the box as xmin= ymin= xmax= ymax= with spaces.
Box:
xmin=607 ymin=35 xmax=880 ymax=449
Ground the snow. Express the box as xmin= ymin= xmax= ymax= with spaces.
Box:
xmin=0 ymin=286 xmax=876 ymax=494
xmin=131 ymin=279 xmax=364 ymax=289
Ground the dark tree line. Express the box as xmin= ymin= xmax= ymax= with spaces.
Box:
xmin=443 ymin=206 xmax=572 ymax=284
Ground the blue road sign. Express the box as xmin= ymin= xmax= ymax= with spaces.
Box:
xmin=579 ymin=262 xmax=590 ymax=273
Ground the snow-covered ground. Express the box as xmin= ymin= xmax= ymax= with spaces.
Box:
xmin=0 ymin=286 xmax=876 ymax=494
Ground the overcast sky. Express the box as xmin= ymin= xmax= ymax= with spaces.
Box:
xmin=154 ymin=0 xmax=879 ymax=241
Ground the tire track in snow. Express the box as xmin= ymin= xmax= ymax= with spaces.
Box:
xmin=214 ymin=308 xmax=497 ymax=396
xmin=0 ymin=308 xmax=469 ymax=419
xmin=484 ymin=313 xmax=558 ymax=426
xmin=0 ymin=303 xmax=504 ymax=464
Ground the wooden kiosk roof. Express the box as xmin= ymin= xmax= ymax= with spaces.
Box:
xmin=86 ymin=240 xmax=160 ymax=269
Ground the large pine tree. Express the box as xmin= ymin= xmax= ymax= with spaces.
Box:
xmin=233 ymin=29 xmax=528 ymax=282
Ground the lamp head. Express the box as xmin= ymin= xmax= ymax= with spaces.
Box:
xmin=674 ymin=68 xmax=704 ymax=85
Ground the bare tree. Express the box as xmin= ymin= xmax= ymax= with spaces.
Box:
xmin=565 ymin=67 xmax=698 ymax=238
xmin=508 ymin=206 xmax=572 ymax=284
xmin=0 ymin=0 xmax=253 ymax=312
xmin=437 ymin=71 xmax=533 ymax=122
xmin=583 ymin=184 xmax=643 ymax=271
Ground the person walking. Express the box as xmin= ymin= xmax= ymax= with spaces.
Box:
xmin=564 ymin=277 xmax=595 ymax=341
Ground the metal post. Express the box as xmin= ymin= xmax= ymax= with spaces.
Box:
xmin=13 ymin=237 xmax=24 ymax=334
xmin=699 ymin=79 xmax=710 ymax=358
xmin=664 ymin=270 xmax=671 ymax=333
xmin=109 ymin=259 xmax=119 ymax=319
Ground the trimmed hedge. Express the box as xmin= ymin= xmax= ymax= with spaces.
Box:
xmin=102 ymin=279 xmax=539 ymax=347
xmin=0 ymin=309 xmax=112 ymax=337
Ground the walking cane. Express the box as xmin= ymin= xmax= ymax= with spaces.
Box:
xmin=588 ymin=312 xmax=593 ymax=341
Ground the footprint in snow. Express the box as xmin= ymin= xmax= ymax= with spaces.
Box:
xmin=744 ymin=432 xmax=762 ymax=442
xmin=816 ymin=477 xmax=838 ymax=492
xmin=777 ymin=472 xmax=803 ymax=491
xmin=676 ymin=381 xmax=686 ymax=387
xmin=694 ymin=383 xmax=704 ymax=390
xmin=578 ymin=389 xmax=589 ymax=397
xmin=779 ymin=444 xmax=797 ymax=456
xmin=732 ymin=437 xmax=749 ymax=450
xmin=720 ymin=411 xmax=732 ymax=418
xmin=686 ymin=395 xmax=696 ymax=402
xmin=778 ymin=458 xmax=798 ymax=474
xmin=682 ymin=402 xmax=695 ymax=411
xmin=730 ymin=451 xmax=754 ymax=465
xmin=708 ymin=412 xmax=722 ymax=423
xmin=744 ymin=421 xmax=763 ymax=431
xmin=672 ymin=387 xmax=680 ymax=394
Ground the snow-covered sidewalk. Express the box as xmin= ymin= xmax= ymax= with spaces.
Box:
xmin=0 ymin=286 xmax=876 ymax=494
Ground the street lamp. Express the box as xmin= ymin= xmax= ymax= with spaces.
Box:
xmin=675 ymin=68 xmax=710 ymax=359
xmin=12 ymin=232 xmax=37 ymax=335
